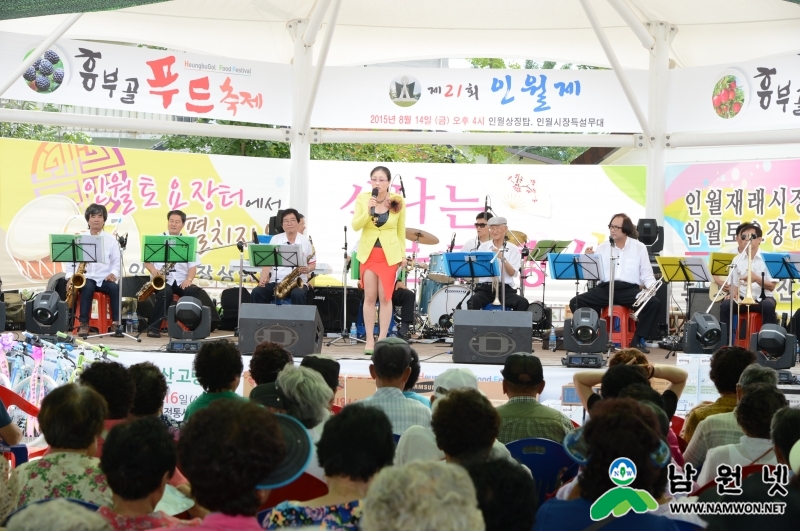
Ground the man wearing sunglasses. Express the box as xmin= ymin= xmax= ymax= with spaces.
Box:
xmin=460 ymin=212 xmax=494 ymax=252
xmin=569 ymin=213 xmax=659 ymax=353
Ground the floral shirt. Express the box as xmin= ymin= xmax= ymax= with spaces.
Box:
xmin=259 ymin=500 xmax=362 ymax=530
xmin=97 ymin=507 xmax=201 ymax=530
xmin=8 ymin=452 xmax=112 ymax=511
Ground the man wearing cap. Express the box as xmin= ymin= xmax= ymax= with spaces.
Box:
xmin=496 ymin=353 xmax=575 ymax=444
xmin=468 ymin=216 xmax=529 ymax=312
xmin=366 ymin=338 xmax=431 ymax=434
xmin=395 ymin=368 xmax=528 ymax=470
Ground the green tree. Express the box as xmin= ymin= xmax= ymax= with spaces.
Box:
xmin=0 ymin=100 xmax=93 ymax=144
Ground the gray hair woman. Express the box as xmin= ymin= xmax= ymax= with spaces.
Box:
xmin=277 ymin=365 xmax=334 ymax=430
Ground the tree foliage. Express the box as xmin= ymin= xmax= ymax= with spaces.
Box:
xmin=0 ymin=100 xmax=93 ymax=144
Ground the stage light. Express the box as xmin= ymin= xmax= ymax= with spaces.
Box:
xmin=636 ymin=218 xmax=664 ymax=254
xmin=167 ymin=296 xmax=211 ymax=351
xmin=752 ymin=324 xmax=797 ymax=370
xmin=562 ymin=308 xmax=608 ymax=367
xmin=25 ymin=291 xmax=68 ymax=335
xmin=683 ymin=313 xmax=726 ymax=354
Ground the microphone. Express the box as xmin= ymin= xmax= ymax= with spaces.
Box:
xmin=370 ymin=187 xmax=379 ymax=219
xmin=252 ymin=228 xmax=259 ymax=244
xmin=398 ymin=174 xmax=406 ymax=198
xmin=116 ymin=233 xmax=128 ymax=250
xmin=609 ymin=236 xmax=615 ymax=247
xmin=448 ymin=232 xmax=456 ymax=253
xmin=236 ymin=240 xmax=245 ymax=253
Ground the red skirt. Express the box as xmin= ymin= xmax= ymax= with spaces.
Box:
xmin=360 ymin=247 xmax=399 ymax=302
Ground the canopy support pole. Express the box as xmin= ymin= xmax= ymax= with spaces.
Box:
xmin=0 ymin=12 xmax=83 ymax=98
xmin=579 ymin=0 xmax=651 ymax=139
xmin=299 ymin=0 xmax=342 ymax=133
xmin=607 ymin=0 xmax=655 ymax=49
xmin=289 ymin=19 xmax=313 ymax=216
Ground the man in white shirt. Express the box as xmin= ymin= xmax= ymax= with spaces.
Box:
xmin=467 ymin=216 xmax=529 ymax=311
xmin=460 ymin=212 xmax=493 ymax=252
xmin=720 ymin=222 xmax=778 ymax=333
xmin=569 ymin=213 xmax=658 ymax=352
xmin=252 ymin=208 xmax=316 ymax=305
xmin=64 ymin=204 xmax=121 ymax=337
xmin=143 ymin=210 xmax=203 ymax=338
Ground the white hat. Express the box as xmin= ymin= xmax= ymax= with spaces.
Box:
xmin=487 ymin=217 xmax=507 ymax=226
xmin=433 ymin=368 xmax=479 ymax=399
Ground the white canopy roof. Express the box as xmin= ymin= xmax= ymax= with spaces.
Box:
xmin=1 ymin=0 xmax=798 ymax=69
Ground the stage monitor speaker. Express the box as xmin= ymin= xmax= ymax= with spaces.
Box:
xmin=688 ymin=287 xmax=721 ymax=322
xmin=310 ymin=287 xmax=363 ymax=334
xmin=452 ymin=310 xmax=532 ymax=364
xmin=238 ymin=303 xmax=324 ymax=357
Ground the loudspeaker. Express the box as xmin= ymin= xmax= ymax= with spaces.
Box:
xmin=452 ymin=310 xmax=532 ymax=364
xmin=688 ymin=287 xmax=721 ymax=322
xmin=647 ymin=265 xmax=669 ymax=340
xmin=268 ymin=210 xmax=286 ymax=235
xmin=310 ymin=287 xmax=363 ymax=333
xmin=238 ymin=303 xmax=324 ymax=357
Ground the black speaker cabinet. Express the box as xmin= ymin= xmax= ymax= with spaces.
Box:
xmin=647 ymin=265 xmax=669 ymax=340
xmin=238 ymin=303 xmax=324 ymax=357
xmin=688 ymin=287 xmax=721 ymax=322
xmin=452 ymin=310 xmax=532 ymax=364
xmin=310 ymin=287 xmax=363 ymax=334
xmin=0 ymin=302 xmax=5 ymax=332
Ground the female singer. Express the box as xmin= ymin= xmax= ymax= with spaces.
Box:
xmin=352 ymin=166 xmax=406 ymax=354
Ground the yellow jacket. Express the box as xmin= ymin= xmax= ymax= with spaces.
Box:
xmin=352 ymin=191 xmax=406 ymax=266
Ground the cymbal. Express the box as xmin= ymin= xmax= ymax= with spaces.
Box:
xmin=505 ymin=230 xmax=528 ymax=245
xmin=405 ymin=228 xmax=439 ymax=245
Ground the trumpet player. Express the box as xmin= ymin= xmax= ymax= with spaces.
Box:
xmin=569 ymin=214 xmax=658 ymax=353
xmin=252 ymin=208 xmax=316 ymax=305
xmin=60 ymin=204 xmax=121 ymax=337
xmin=719 ymin=223 xmax=777 ymax=333
xmin=467 ymin=217 xmax=529 ymax=312
xmin=143 ymin=210 xmax=202 ymax=338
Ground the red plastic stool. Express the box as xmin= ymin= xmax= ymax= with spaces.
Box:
xmin=734 ymin=311 xmax=763 ymax=348
xmin=600 ymin=305 xmax=637 ymax=348
xmin=74 ymin=292 xmax=112 ymax=333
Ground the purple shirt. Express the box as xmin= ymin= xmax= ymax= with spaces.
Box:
xmin=192 ymin=513 xmax=262 ymax=531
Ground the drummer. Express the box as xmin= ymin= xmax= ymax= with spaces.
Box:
xmin=467 ymin=217 xmax=530 ymax=312
xmin=460 ymin=212 xmax=494 ymax=252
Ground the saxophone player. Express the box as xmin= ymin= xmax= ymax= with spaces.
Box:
xmin=252 ymin=208 xmax=316 ymax=305
xmin=143 ymin=210 xmax=202 ymax=338
xmin=62 ymin=204 xmax=121 ymax=337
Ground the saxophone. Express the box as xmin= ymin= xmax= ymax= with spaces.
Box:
xmin=275 ymin=237 xmax=315 ymax=299
xmin=65 ymin=262 xmax=87 ymax=308
xmin=136 ymin=262 xmax=173 ymax=302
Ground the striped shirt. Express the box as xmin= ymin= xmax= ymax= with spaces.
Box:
xmin=364 ymin=387 xmax=431 ymax=435
xmin=496 ymin=396 xmax=576 ymax=444
xmin=683 ymin=411 xmax=744 ymax=469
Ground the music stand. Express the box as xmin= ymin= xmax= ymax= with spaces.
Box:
xmin=139 ymin=235 xmax=196 ymax=340
xmin=762 ymin=252 xmax=800 ymax=333
xmin=50 ymin=234 xmax=102 ymax=330
xmin=249 ymin=243 xmax=302 ymax=303
xmin=443 ymin=252 xmax=498 ymax=312
xmin=527 ymin=240 xmax=571 ymax=302
xmin=656 ymin=256 xmax=713 ymax=342
xmin=548 ymin=253 xmax=604 ymax=302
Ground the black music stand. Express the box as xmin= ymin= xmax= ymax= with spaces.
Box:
xmin=139 ymin=235 xmax=195 ymax=340
xmin=50 ymin=234 xmax=101 ymax=330
xmin=763 ymin=252 xmax=800 ymax=333
xmin=527 ymin=240 xmax=571 ymax=302
xmin=549 ymin=253 xmax=603 ymax=302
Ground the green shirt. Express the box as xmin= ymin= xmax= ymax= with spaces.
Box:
xmin=496 ymin=396 xmax=576 ymax=444
xmin=183 ymin=390 xmax=248 ymax=422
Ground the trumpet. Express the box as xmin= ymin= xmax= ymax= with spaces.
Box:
xmin=631 ymin=278 xmax=663 ymax=321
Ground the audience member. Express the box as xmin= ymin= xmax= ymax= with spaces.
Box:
xmin=360 ymin=461 xmax=484 ymax=531
xmin=79 ymin=360 xmax=136 ymax=457
xmin=402 ymin=347 xmax=431 ymax=408
xmin=260 ymin=403 xmax=395 ymax=530
xmin=464 ymin=458 xmax=538 ymax=531
xmin=128 ymin=362 xmax=181 ymax=440
xmin=8 ymin=384 xmax=112 ymax=512
xmin=98 ymin=417 xmax=200 ymax=530
xmin=607 ymin=348 xmax=649 ymax=367
xmin=183 ymin=339 xmax=247 ymax=422
xmin=249 ymin=341 xmax=293 ymax=386
xmin=535 ymin=399 xmax=678 ymax=531
xmin=431 ymin=388 xmax=500 ymax=464
xmin=395 ymin=368 xmax=520 ymax=466
xmin=6 ymin=498 xmax=112 ymax=531
xmin=365 ymin=338 xmax=431 ymax=434
xmin=496 ymin=353 xmax=574 ymax=444
xmin=616 ymin=382 xmax=684 ymax=467
xmin=178 ymin=400 xmax=311 ymax=531
xmin=299 ymin=354 xmax=341 ymax=438
xmin=697 ymin=383 xmax=787 ymax=485
xmin=0 ymin=397 xmax=22 ymax=445
xmin=681 ymin=346 xmax=755 ymax=441
xmin=684 ymin=364 xmax=778 ymax=468
xmin=699 ymin=413 xmax=800 ymax=530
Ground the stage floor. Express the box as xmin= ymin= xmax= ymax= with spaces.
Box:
xmin=89 ymin=329 xmax=683 ymax=366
